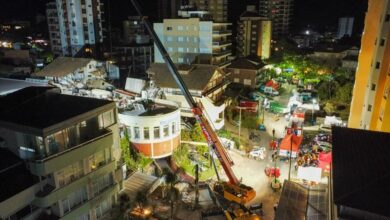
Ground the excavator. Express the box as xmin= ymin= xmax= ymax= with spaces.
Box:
xmin=129 ymin=1 xmax=259 ymax=219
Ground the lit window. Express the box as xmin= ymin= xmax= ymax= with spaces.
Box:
xmin=234 ymin=78 xmax=240 ymax=83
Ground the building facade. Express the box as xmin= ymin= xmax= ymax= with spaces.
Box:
xmin=348 ymin=0 xmax=390 ymax=132
xmin=337 ymin=17 xmax=354 ymax=39
xmin=189 ymin=0 xmax=228 ymax=22
xmin=225 ymin=57 xmax=265 ymax=89
xmin=237 ymin=6 xmax=272 ymax=59
xmin=259 ymin=0 xmax=294 ymax=37
xmin=154 ymin=18 xmax=232 ymax=68
xmin=0 ymin=87 xmax=122 ymax=220
xmin=46 ymin=2 xmax=62 ymax=56
xmin=118 ymin=100 xmax=181 ymax=159
xmin=46 ymin=0 xmax=104 ymax=56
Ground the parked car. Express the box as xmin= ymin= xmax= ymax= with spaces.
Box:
xmin=249 ymin=147 xmax=266 ymax=160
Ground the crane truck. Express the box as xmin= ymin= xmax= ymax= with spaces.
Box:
xmin=129 ymin=0 xmax=259 ymax=218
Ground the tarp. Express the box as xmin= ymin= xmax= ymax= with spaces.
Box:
xmin=279 ymin=134 xmax=303 ymax=157
xmin=297 ymin=167 xmax=322 ymax=182
xmin=318 ymin=152 xmax=332 ymax=172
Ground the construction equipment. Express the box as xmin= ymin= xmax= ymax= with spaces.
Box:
xmin=128 ymin=0 xmax=256 ymax=206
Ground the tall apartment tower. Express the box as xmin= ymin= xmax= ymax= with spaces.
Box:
xmin=348 ymin=0 xmax=390 ymax=132
xmin=46 ymin=0 xmax=104 ymax=56
xmin=259 ymin=0 xmax=293 ymax=38
xmin=46 ymin=2 xmax=62 ymax=56
xmin=154 ymin=18 xmax=232 ymax=67
xmin=237 ymin=5 xmax=272 ymax=59
xmin=0 ymin=87 xmax=122 ymax=220
xmin=337 ymin=17 xmax=354 ymax=39
xmin=189 ymin=0 xmax=228 ymax=22
xmin=157 ymin=0 xmax=181 ymax=20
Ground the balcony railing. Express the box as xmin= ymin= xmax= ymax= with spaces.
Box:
xmin=212 ymin=41 xmax=231 ymax=47
xmin=212 ymin=30 xmax=232 ymax=35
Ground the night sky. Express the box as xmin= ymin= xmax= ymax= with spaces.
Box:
xmin=0 ymin=0 xmax=367 ymax=34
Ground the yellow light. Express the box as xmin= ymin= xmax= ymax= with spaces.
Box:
xmin=143 ymin=209 xmax=151 ymax=215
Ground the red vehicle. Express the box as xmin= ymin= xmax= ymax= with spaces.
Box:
xmin=239 ymin=100 xmax=258 ymax=112
xmin=264 ymin=166 xmax=280 ymax=178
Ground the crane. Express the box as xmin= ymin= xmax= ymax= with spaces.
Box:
xmin=128 ymin=0 xmax=256 ymax=205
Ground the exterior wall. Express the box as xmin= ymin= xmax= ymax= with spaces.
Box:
xmin=259 ymin=0 xmax=293 ymax=37
xmin=225 ymin=68 xmax=257 ymax=89
xmin=189 ymin=0 xmax=228 ymax=22
xmin=237 ymin=17 xmax=271 ymax=59
xmin=118 ymin=108 xmax=181 ymax=158
xmin=50 ymin=0 xmax=104 ymax=56
xmin=349 ymin=0 xmax=390 ymax=132
xmin=154 ymin=18 xmax=231 ymax=67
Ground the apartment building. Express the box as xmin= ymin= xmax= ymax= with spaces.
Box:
xmin=259 ymin=0 xmax=294 ymax=37
xmin=154 ymin=18 xmax=232 ymax=68
xmin=189 ymin=0 xmax=228 ymax=22
xmin=348 ymin=0 xmax=390 ymax=132
xmin=46 ymin=0 xmax=104 ymax=56
xmin=0 ymin=87 xmax=122 ymax=220
xmin=237 ymin=6 xmax=272 ymax=59
xmin=46 ymin=2 xmax=62 ymax=56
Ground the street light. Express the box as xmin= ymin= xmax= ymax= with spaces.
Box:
xmin=312 ymin=98 xmax=317 ymax=125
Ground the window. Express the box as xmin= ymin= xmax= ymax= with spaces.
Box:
xmin=168 ymin=47 xmax=174 ymax=52
xmin=234 ymin=69 xmax=240 ymax=74
xmin=371 ymin=83 xmax=376 ymax=91
xmin=167 ymin=26 xmax=173 ymax=31
xmin=384 ymin=87 xmax=390 ymax=99
xmin=380 ymin=38 xmax=386 ymax=46
xmin=99 ymin=110 xmax=115 ymax=128
xmin=178 ymin=37 xmax=184 ymax=42
xmin=178 ymin=26 xmax=184 ymax=31
xmin=89 ymin=150 xmax=106 ymax=170
xmin=178 ymin=57 xmax=184 ymax=63
xmin=167 ymin=36 xmax=173 ymax=42
xmin=62 ymin=187 xmax=87 ymax=214
xmin=194 ymin=37 xmax=198 ymax=43
xmin=134 ymin=127 xmax=140 ymax=139
xmin=143 ymin=127 xmax=150 ymax=140
xmin=376 ymin=62 xmax=381 ymax=69
xmin=386 ymin=14 xmax=390 ymax=22
xmin=57 ymin=161 xmax=83 ymax=187
xmin=163 ymin=125 xmax=169 ymax=137
xmin=154 ymin=126 xmax=160 ymax=139
xmin=234 ymin=78 xmax=240 ymax=83
xmin=172 ymin=122 xmax=176 ymax=134
xmin=244 ymin=79 xmax=252 ymax=85
xmin=93 ymin=174 xmax=111 ymax=197
xmin=367 ymin=104 xmax=372 ymax=112
xmin=178 ymin=47 xmax=184 ymax=52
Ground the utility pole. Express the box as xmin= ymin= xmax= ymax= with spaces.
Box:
xmin=288 ymin=127 xmax=293 ymax=181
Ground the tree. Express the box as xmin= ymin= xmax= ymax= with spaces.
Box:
xmin=324 ymin=102 xmax=336 ymax=115
xmin=335 ymin=83 xmax=354 ymax=103
xmin=190 ymin=123 xmax=206 ymax=142
xmin=162 ymin=168 xmax=183 ymax=219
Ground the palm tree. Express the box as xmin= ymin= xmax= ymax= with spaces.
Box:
xmin=162 ymin=168 xmax=183 ymax=219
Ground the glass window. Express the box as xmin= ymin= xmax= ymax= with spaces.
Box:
xmin=143 ymin=127 xmax=150 ymax=140
xmin=178 ymin=37 xmax=184 ymax=42
xmin=57 ymin=161 xmax=83 ymax=187
xmin=154 ymin=127 xmax=160 ymax=139
xmin=167 ymin=36 xmax=173 ymax=42
xmin=172 ymin=122 xmax=176 ymax=134
xmin=178 ymin=47 xmax=184 ymax=52
xmin=101 ymin=110 xmax=115 ymax=128
xmin=163 ymin=125 xmax=169 ymax=137
xmin=134 ymin=127 xmax=140 ymax=139
xmin=177 ymin=26 xmax=184 ymax=31
xmin=89 ymin=150 xmax=106 ymax=170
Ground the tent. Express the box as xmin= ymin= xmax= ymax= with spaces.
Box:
xmin=279 ymin=133 xmax=303 ymax=158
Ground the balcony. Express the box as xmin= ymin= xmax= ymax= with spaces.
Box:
xmin=60 ymin=183 xmax=119 ymax=220
xmin=29 ymin=130 xmax=113 ymax=176
xmin=33 ymin=160 xmax=116 ymax=208
xmin=212 ymin=30 xmax=232 ymax=36
xmin=212 ymin=41 xmax=232 ymax=47
xmin=212 ymin=50 xmax=231 ymax=58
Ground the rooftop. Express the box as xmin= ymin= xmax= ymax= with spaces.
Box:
xmin=147 ymin=63 xmax=219 ymax=91
xmin=119 ymin=100 xmax=178 ymax=117
xmin=226 ymin=57 xmax=265 ymax=70
xmin=0 ymin=78 xmax=49 ymax=96
xmin=35 ymin=57 xmax=93 ymax=77
xmin=0 ymin=148 xmax=37 ymax=202
xmin=332 ymin=127 xmax=390 ymax=218
xmin=0 ymin=87 xmax=114 ymax=130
